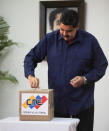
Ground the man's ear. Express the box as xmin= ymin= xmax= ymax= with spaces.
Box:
xmin=76 ymin=24 xmax=80 ymax=31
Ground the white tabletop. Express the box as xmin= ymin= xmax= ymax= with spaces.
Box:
xmin=0 ymin=117 xmax=80 ymax=131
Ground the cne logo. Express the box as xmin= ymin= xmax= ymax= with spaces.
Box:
xmin=22 ymin=95 xmax=48 ymax=109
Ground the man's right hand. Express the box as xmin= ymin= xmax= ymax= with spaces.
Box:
xmin=28 ymin=75 xmax=39 ymax=88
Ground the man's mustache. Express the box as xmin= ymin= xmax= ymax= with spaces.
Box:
xmin=63 ymin=35 xmax=69 ymax=38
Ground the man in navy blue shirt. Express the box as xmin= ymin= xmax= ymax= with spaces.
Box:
xmin=24 ymin=9 xmax=108 ymax=131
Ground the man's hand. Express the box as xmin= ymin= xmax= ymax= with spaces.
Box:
xmin=70 ymin=76 xmax=84 ymax=88
xmin=28 ymin=75 xmax=39 ymax=88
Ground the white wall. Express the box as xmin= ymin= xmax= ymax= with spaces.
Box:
xmin=0 ymin=0 xmax=109 ymax=131
xmin=0 ymin=0 xmax=48 ymax=118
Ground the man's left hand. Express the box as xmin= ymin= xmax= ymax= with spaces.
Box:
xmin=70 ymin=76 xmax=84 ymax=88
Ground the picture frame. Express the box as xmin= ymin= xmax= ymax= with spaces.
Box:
xmin=40 ymin=0 xmax=85 ymax=39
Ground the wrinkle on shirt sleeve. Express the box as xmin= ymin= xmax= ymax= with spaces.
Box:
xmin=85 ymin=37 xmax=108 ymax=83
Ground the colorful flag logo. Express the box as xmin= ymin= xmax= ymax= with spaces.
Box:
xmin=22 ymin=95 xmax=48 ymax=109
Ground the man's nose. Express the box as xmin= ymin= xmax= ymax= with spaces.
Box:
xmin=63 ymin=31 xmax=68 ymax=36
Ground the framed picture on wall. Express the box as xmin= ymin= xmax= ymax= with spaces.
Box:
xmin=40 ymin=0 xmax=85 ymax=39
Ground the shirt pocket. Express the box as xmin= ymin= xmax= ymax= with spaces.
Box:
xmin=77 ymin=55 xmax=92 ymax=66
xmin=74 ymin=53 xmax=93 ymax=74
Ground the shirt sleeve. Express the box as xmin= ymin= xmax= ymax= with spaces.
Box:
xmin=24 ymin=36 xmax=48 ymax=78
xmin=85 ymin=37 xmax=108 ymax=83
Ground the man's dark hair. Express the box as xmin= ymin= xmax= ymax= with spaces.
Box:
xmin=60 ymin=9 xmax=79 ymax=28
xmin=49 ymin=8 xmax=66 ymax=30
